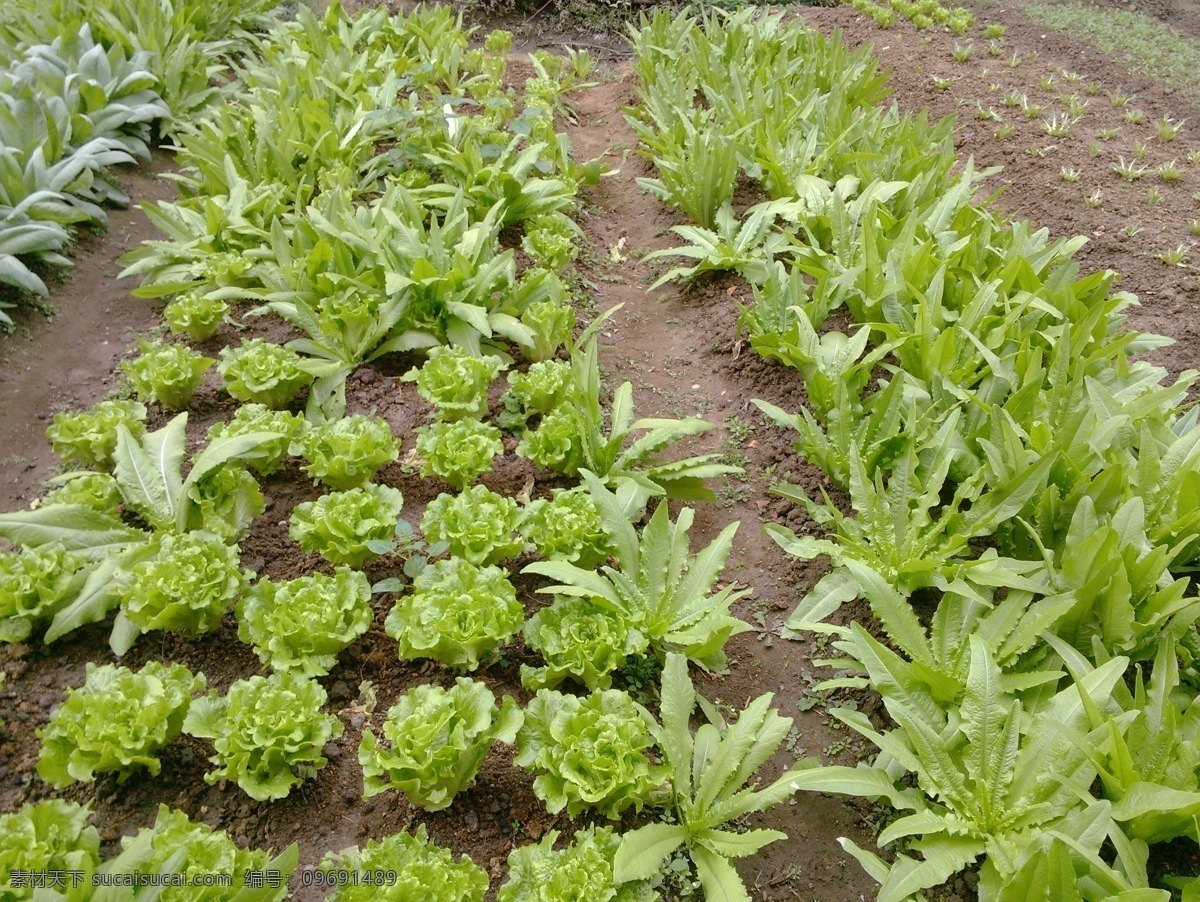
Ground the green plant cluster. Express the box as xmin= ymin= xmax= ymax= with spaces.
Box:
xmin=847 ymin=0 xmax=972 ymax=32
xmin=632 ymin=8 xmax=1200 ymax=899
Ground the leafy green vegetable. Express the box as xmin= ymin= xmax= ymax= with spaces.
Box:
xmin=522 ymin=596 xmax=645 ymax=691
xmin=102 ymin=805 xmax=297 ymax=902
xmin=519 ymin=297 xmax=574 ymax=363
xmin=402 ymin=346 xmax=505 ymax=420
xmin=521 ymin=213 xmax=581 ymax=273
xmin=217 ymin=338 xmax=313 ymax=409
xmin=614 ymin=654 xmax=804 ymax=901
xmin=237 ymin=568 xmax=371 ymax=677
xmin=0 ymin=800 xmax=100 ymax=901
xmin=415 ymin=418 xmax=504 ymax=490
xmin=515 ymin=687 xmax=666 ymax=818
xmin=288 ymin=483 xmax=405 ymax=568
xmin=359 ymin=677 xmax=523 ymax=809
xmin=163 ymin=292 xmax=228 ymax=341
xmin=319 ymin=827 xmax=488 ymax=902
xmin=0 ymin=543 xmax=86 ymax=642
xmin=420 ymin=485 xmax=524 ymax=565
xmin=501 ymin=826 xmax=658 ymax=902
xmin=206 ymin=404 xmax=307 ymax=476
xmin=121 ymin=340 xmax=214 ymax=410
xmin=184 ymin=465 xmax=264 ymax=543
xmin=520 ymin=487 xmax=612 ymax=568
xmin=294 ymin=414 xmax=399 ymax=489
xmin=385 ymin=557 xmax=523 ymax=671
xmin=42 ymin=472 xmax=121 ymax=513
xmin=46 ymin=399 xmax=146 ymax=469
xmin=37 ymin=661 xmax=204 ymax=787
xmin=113 ymin=531 xmax=247 ymax=638
xmin=500 ymin=360 xmax=572 ymax=428
xmin=184 ymin=670 xmax=343 ymax=801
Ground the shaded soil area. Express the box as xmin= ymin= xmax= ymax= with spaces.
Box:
xmin=1 ymin=2 xmax=1199 ymax=899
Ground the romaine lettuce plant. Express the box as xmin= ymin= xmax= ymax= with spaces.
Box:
xmin=0 ymin=800 xmax=100 ymax=901
xmin=420 ymin=485 xmax=524 ymax=565
xmin=415 ymin=418 xmax=504 ymax=490
xmin=163 ymin=292 xmax=228 ymax=341
xmin=294 ymin=414 xmax=399 ymax=489
xmin=515 ymin=687 xmax=666 ymax=818
xmin=121 ymin=340 xmax=214 ymax=410
xmin=184 ymin=670 xmax=344 ymax=801
xmin=237 ymin=568 xmax=372 ymax=676
xmin=288 ymin=483 xmax=405 ymax=568
xmin=385 ymin=557 xmax=523 ymax=670
xmin=522 ymin=596 xmax=645 ymax=691
xmin=217 ymin=338 xmax=313 ymax=409
xmin=519 ymin=297 xmax=574 ymax=363
xmin=42 ymin=472 xmax=121 ymax=513
xmin=520 ymin=487 xmax=612 ymax=567
xmin=37 ymin=661 xmax=205 ymax=787
xmin=0 ymin=543 xmax=86 ymax=643
xmin=206 ymin=404 xmax=308 ymax=475
xmin=103 ymin=804 xmax=297 ymax=902
xmin=112 ymin=531 xmax=248 ymax=638
xmin=318 ymin=827 xmax=488 ymax=902
xmin=500 ymin=359 xmax=571 ymax=428
xmin=359 ymin=677 xmax=523 ymax=809
xmin=402 ymin=346 xmax=505 ymax=420
xmin=46 ymin=399 xmax=146 ymax=470
xmin=500 ymin=826 xmax=657 ymax=902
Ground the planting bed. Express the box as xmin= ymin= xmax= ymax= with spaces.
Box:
xmin=2 ymin=0 xmax=1200 ymax=899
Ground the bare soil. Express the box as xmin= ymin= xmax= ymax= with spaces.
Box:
xmin=2 ymin=2 xmax=1199 ymax=899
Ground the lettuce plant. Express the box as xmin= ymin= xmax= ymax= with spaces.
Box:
xmin=289 ymin=483 xmax=405 ymax=568
xmin=522 ymin=597 xmax=645 ymax=691
xmin=515 ymin=687 xmax=667 ymax=818
xmin=294 ymin=414 xmax=399 ymax=489
xmin=185 ymin=465 xmax=265 ymax=544
xmin=37 ymin=661 xmax=205 ymax=787
xmin=105 ymin=805 xmax=297 ymax=902
xmin=237 ymin=568 xmax=372 ymax=677
xmin=520 ymin=487 xmax=612 ymax=567
xmin=46 ymin=399 xmax=146 ymax=469
xmin=516 ymin=405 xmax=583 ymax=473
xmin=420 ymin=485 xmax=524 ymax=565
xmin=519 ymin=297 xmax=574 ymax=363
xmin=206 ymin=404 xmax=308 ymax=475
xmin=402 ymin=346 xmax=505 ymax=420
xmin=318 ymin=827 xmax=488 ymax=902
xmin=415 ymin=418 xmax=504 ymax=490
xmin=121 ymin=340 xmax=214 ymax=410
xmin=184 ymin=670 xmax=343 ymax=801
xmin=164 ymin=293 xmax=228 ymax=341
xmin=112 ymin=531 xmax=248 ymax=638
xmin=0 ymin=800 xmax=100 ymax=901
xmin=359 ymin=678 xmax=523 ymax=809
xmin=0 ymin=543 xmax=86 ymax=643
xmin=385 ymin=557 xmax=523 ymax=670
xmin=217 ymin=338 xmax=313 ymax=409
xmin=521 ymin=213 xmax=581 ymax=273
xmin=43 ymin=472 xmax=121 ymax=513
xmin=500 ymin=826 xmax=657 ymax=902
xmin=500 ymin=360 xmax=571 ymax=428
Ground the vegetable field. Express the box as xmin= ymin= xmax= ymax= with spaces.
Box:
xmin=2 ymin=0 xmax=1200 ymax=899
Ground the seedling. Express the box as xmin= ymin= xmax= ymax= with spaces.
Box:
xmin=1007 ymin=52 xmax=1021 ymax=69
xmin=1041 ymin=114 xmax=1075 ymax=137
xmin=1085 ymin=83 xmax=1101 ymax=96
xmin=1060 ymin=167 xmax=1081 ymax=182
xmin=1088 ymin=142 xmax=1100 ymax=159
xmin=1158 ymin=160 xmax=1182 ymax=182
xmin=994 ymin=123 xmax=1015 ymax=140
xmin=988 ymin=40 xmax=1003 ymax=57
xmin=1112 ymin=157 xmax=1148 ymax=181
xmin=1156 ymin=244 xmax=1191 ymax=266
xmin=1084 ymin=189 xmax=1103 ymax=208
xmin=1124 ymin=109 xmax=1145 ymax=125
xmin=1122 ymin=223 xmax=1143 ymax=239
xmin=1108 ymin=88 xmax=1132 ymax=107
xmin=1002 ymin=90 xmax=1023 ymax=108
xmin=975 ymin=104 xmax=1001 ymax=122
xmin=930 ymin=75 xmax=952 ymax=91
xmin=1061 ymin=70 xmax=1084 ymax=83
xmin=1145 ymin=185 xmax=1162 ymax=206
xmin=1189 ymin=219 xmax=1200 ymax=236
xmin=1189 ymin=151 xmax=1200 ymax=165
xmin=952 ymin=42 xmax=973 ymax=62
xmin=1063 ymin=95 xmax=1088 ymax=118
xmin=1097 ymin=128 xmax=1120 ymax=141
xmin=1131 ymin=139 xmax=1149 ymax=159
xmin=1155 ymin=117 xmax=1185 ymax=142
xmin=1022 ymin=100 xmax=1044 ymax=119
xmin=1038 ymin=74 xmax=1057 ymax=91
xmin=983 ymin=23 xmax=1007 ymax=38
xmin=1029 ymin=144 xmax=1058 ymax=158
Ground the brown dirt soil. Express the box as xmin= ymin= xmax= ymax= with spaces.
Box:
xmin=2 ymin=2 xmax=1200 ymax=900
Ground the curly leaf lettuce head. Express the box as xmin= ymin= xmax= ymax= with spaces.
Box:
xmin=113 ymin=532 xmax=248 ymax=638
xmin=522 ymin=597 xmax=645 ymax=691
xmin=37 ymin=661 xmax=205 ymax=787
xmin=122 ymin=340 xmax=214 ymax=410
xmin=207 ymin=405 xmax=308 ymax=475
xmin=186 ymin=464 xmax=265 ymax=542
xmin=499 ymin=826 xmax=659 ymax=902
xmin=319 ymin=826 xmax=488 ymax=902
xmin=294 ymin=415 xmax=399 ymax=489
xmin=521 ymin=213 xmax=581 ymax=274
xmin=359 ymin=677 xmax=523 ymax=809
xmin=0 ymin=800 xmax=100 ymax=900
xmin=0 ymin=544 xmax=87 ymax=644
xmin=520 ymin=487 xmax=611 ymax=567
xmin=289 ymin=483 xmax=404 ymax=568
xmin=385 ymin=557 xmax=523 ymax=671
xmin=516 ymin=405 xmax=584 ymax=474
xmin=46 ymin=399 xmax=147 ymax=470
xmin=237 ymin=568 xmax=372 ymax=677
xmin=421 ymin=485 xmax=524 ymax=565
xmin=500 ymin=360 xmax=571 ymax=428
xmin=184 ymin=670 xmax=343 ymax=801
xmin=217 ymin=338 xmax=313 ymax=409
xmin=402 ymin=346 xmax=506 ymax=420
xmin=42 ymin=472 xmax=122 ymax=514
xmin=515 ymin=688 xmax=666 ymax=819
xmin=111 ymin=804 xmax=297 ymax=901
xmin=164 ymin=292 xmax=229 ymax=341
xmin=416 ymin=418 xmax=504 ymax=490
